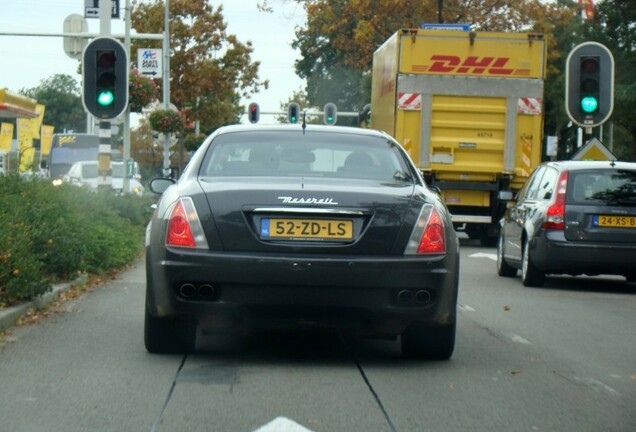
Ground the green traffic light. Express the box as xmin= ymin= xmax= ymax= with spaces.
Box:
xmin=97 ymin=90 xmax=115 ymax=106
xmin=580 ymin=96 xmax=598 ymax=113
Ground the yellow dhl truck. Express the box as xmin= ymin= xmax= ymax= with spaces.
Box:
xmin=371 ymin=28 xmax=547 ymax=245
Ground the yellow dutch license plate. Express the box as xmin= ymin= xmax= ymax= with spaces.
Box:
xmin=261 ymin=218 xmax=353 ymax=240
xmin=595 ymin=215 xmax=636 ymax=228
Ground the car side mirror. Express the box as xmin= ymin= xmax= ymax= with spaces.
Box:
xmin=428 ymin=185 xmax=442 ymax=195
xmin=149 ymin=177 xmax=176 ymax=195
xmin=499 ymin=190 xmax=514 ymax=201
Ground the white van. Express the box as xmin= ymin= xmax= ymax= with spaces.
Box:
xmin=64 ymin=160 xmax=145 ymax=196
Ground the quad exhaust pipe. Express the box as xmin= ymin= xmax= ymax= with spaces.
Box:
xmin=179 ymin=283 xmax=197 ymax=298
xmin=178 ymin=283 xmax=216 ymax=300
xmin=397 ymin=289 xmax=432 ymax=306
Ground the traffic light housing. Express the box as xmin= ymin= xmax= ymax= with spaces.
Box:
xmin=82 ymin=37 xmax=128 ymax=119
xmin=248 ymin=102 xmax=260 ymax=124
xmin=324 ymin=103 xmax=337 ymax=125
xmin=287 ymin=102 xmax=300 ymax=124
xmin=565 ymin=42 xmax=614 ymax=128
xmin=358 ymin=103 xmax=371 ymax=127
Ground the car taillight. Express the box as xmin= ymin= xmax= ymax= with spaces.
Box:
xmin=544 ymin=171 xmax=569 ymax=230
xmin=405 ymin=205 xmax=446 ymax=255
xmin=166 ymin=197 xmax=209 ymax=249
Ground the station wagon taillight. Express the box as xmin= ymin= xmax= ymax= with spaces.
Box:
xmin=166 ymin=197 xmax=209 ymax=249
xmin=544 ymin=171 xmax=569 ymax=230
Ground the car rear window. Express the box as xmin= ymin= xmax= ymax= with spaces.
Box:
xmin=568 ymin=169 xmax=636 ymax=206
xmin=198 ymin=130 xmax=412 ymax=182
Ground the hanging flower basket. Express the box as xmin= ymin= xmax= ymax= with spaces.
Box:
xmin=183 ymin=133 xmax=207 ymax=152
xmin=149 ymin=109 xmax=184 ymax=134
xmin=128 ymin=69 xmax=158 ymax=112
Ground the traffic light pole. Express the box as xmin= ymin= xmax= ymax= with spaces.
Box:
xmin=98 ymin=0 xmax=112 ymax=191
xmin=162 ymin=0 xmax=172 ymax=177
xmin=123 ymin=0 xmax=131 ymax=194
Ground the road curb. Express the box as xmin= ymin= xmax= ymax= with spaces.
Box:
xmin=0 ymin=274 xmax=88 ymax=332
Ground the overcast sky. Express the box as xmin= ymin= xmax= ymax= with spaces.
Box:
xmin=0 ymin=0 xmax=306 ymax=124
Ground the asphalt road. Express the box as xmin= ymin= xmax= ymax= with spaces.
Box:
xmin=0 ymin=239 xmax=634 ymax=432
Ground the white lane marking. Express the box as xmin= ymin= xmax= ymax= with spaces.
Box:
xmin=458 ymin=304 xmax=476 ymax=312
xmin=510 ymin=334 xmax=532 ymax=345
xmin=573 ymin=377 xmax=622 ymax=397
xmin=253 ymin=417 xmax=315 ymax=432
xmin=469 ymin=252 xmax=497 ymax=261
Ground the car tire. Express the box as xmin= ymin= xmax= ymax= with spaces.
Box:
xmin=144 ymin=303 xmax=197 ymax=354
xmin=521 ymin=238 xmax=545 ymax=287
xmin=401 ymin=321 xmax=456 ymax=360
xmin=497 ymin=232 xmax=517 ymax=277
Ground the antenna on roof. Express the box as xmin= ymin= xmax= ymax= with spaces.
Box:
xmin=302 ymin=110 xmax=307 ymax=135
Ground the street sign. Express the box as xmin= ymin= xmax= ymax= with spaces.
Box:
xmin=85 ymin=0 xmax=120 ymax=19
xmin=63 ymin=14 xmax=88 ymax=60
xmin=571 ymin=137 xmax=616 ymax=161
xmin=421 ymin=23 xmax=471 ymax=31
xmin=138 ymin=48 xmax=162 ymax=78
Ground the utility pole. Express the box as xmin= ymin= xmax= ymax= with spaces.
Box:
xmin=163 ymin=0 xmax=171 ymax=177
xmin=98 ymin=0 xmax=113 ymax=191
xmin=123 ymin=0 xmax=131 ymax=194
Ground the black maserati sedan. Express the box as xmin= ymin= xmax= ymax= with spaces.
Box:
xmin=145 ymin=124 xmax=459 ymax=359
xmin=497 ymin=160 xmax=636 ymax=287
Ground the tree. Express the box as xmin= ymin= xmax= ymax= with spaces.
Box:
xmin=292 ymin=0 xmax=560 ymax=111
xmin=131 ymin=117 xmax=164 ymax=179
xmin=131 ymin=0 xmax=268 ymax=139
xmin=20 ymin=74 xmax=86 ymax=134
xmin=587 ymin=0 xmax=636 ymax=160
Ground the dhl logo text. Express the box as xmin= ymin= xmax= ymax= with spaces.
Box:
xmin=58 ymin=135 xmax=77 ymax=145
xmin=414 ymin=56 xmax=530 ymax=76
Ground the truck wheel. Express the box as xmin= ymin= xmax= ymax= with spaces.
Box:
xmin=144 ymin=303 xmax=196 ymax=354
xmin=497 ymin=232 xmax=517 ymax=277
xmin=401 ymin=321 xmax=456 ymax=360
xmin=521 ymin=238 xmax=545 ymax=287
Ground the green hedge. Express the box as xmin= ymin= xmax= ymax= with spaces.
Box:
xmin=0 ymin=175 xmax=155 ymax=305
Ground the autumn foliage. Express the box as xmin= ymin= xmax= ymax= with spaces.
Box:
xmin=131 ymin=0 xmax=268 ymax=135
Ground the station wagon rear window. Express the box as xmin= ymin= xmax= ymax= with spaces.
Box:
xmin=568 ymin=169 xmax=636 ymax=206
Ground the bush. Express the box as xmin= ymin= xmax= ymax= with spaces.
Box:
xmin=0 ymin=175 xmax=152 ymax=305
xmin=149 ymin=109 xmax=184 ymax=133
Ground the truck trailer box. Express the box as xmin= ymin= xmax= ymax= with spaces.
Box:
xmin=371 ymin=29 xmax=547 ymax=243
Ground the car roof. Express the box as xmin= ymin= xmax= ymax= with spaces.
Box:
xmin=544 ymin=160 xmax=636 ymax=171
xmin=70 ymin=160 xmax=125 ymax=166
xmin=213 ymin=124 xmax=395 ymax=140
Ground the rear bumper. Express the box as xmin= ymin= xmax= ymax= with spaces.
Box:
xmin=531 ymin=231 xmax=636 ymax=276
xmin=146 ymin=247 xmax=459 ymax=336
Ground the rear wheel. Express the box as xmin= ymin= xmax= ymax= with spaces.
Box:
xmin=401 ymin=321 xmax=456 ymax=360
xmin=497 ymin=232 xmax=517 ymax=277
xmin=144 ymin=302 xmax=197 ymax=354
xmin=521 ymin=238 xmax=545 ymax=287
